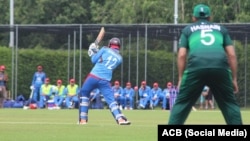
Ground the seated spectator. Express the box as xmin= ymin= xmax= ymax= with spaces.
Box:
xmin=149 ymin=82 xmax=162 ymax=109
xmin=39 ymin=78 xmax=53 ymax=108
xmin=65 ymin=79 xmax=79 ymax=109
xmin=53 ymin=79 xmax=66 ymax=109
xmin=123 ymin=82 xmax=135 ymax=110
xmin=112 ymin=80 xmax=124 ymax=110
xmin=162 ymin=82 xmax=172 ymax=110
xmin=138 ymin=81 xmax=151 ymax=109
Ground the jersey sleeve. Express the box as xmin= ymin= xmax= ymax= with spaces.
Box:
xmin=91 ymin=48 xmax=105 ymax=64
xmin=222 ymin=27 xmax=233 ymax=47
xmin=178 ymin=28 xmax=189 ymax=49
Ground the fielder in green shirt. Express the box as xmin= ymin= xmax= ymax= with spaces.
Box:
xmin=168 ymin=3 xmax=242 ymax=125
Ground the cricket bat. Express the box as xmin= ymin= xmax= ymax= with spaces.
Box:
xmin=94 ymin=27 xmax=105 ymax=48
xmin=23 ymin=89 xmax=34 ymax=109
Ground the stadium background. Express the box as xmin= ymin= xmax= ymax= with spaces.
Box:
xmin=0 ymin=23 xmax=249 ymax=108
xmin=1 ymin=0 xmax=250 ymax=108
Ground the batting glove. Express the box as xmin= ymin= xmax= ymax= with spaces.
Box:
xmin=88 ymin=43 xmax=99 ymax=57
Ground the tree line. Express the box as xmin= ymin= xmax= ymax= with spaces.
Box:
xmin=1 ymin=0 xmax=250 ymax=25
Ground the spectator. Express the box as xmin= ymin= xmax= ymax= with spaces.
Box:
xmin=0 ymin=66 xmax=8 ymax=108
xmin=138 ymin=81 xmax=151 ymax=109
xmin=123 ymin=82 xmax=135 ymax=110
xmin=162 ymin=82 xmax=172 ymax=110
xmin=149 ymin=82 xmax=162 ymax=109
xmin=39 ymin=78 xmax=53 ymax=108
xmin=1 ymin=65 xmax=8 ymax=95
xmin=65 ymin=78 xmax=79 ymax=109
xmin=112 ymin=80 xmax=124 ymax=110
xmin=53 ymin=79 xmax=66 ymax=109
xmin=31 ymin=65 xmax=46 ymax=103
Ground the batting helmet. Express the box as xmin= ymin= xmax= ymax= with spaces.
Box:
xmin=108 ymin=37 xmax=121 ymax=49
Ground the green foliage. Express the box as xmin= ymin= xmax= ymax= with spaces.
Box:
xmin=2 ymin=0 xmax=250 ymax=24
xmin=1 ymin=1 xmax=250 ymax=50
xmin=0 ymin=47 xmax=92 ymax=98
xmin=0 ymin=46 xmax=175 ymax=98
xmin=14 ymin=0 xmax=90 ymax=24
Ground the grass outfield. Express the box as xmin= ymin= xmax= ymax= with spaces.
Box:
xmin=0 ymin=108 xmax=249 ymax=141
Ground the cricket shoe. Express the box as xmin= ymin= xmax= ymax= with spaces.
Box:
xmin=78 ymin=119 xmax=87 ymax=125
xmin=118 ymin=118 xmax=131 ymax=125
xmin=118 ymin=120 xmax=131 ymax=125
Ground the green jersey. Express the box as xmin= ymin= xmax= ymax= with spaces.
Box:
xmin=178 ymin=19 xmax=233 ymax=71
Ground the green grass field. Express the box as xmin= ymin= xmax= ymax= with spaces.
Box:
xmin=0 ymin=108 xmax=249 ymax=141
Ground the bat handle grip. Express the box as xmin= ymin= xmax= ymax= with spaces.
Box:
xmin=94 ymin=40 xmax=98 ymax=46
xmin=94 ymin=41 xmax=99 ymax=49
